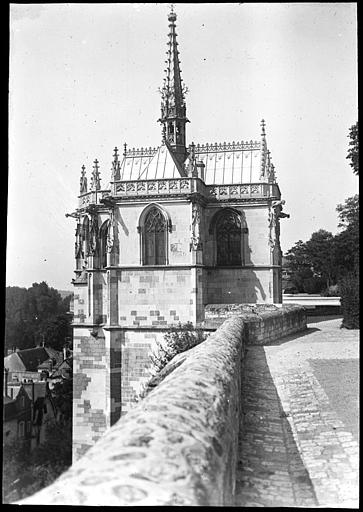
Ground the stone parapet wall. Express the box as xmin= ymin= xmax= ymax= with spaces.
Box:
xmin=19 ymin=317 xmax=246 ymax=506
xmin=19 ymin=306 xmax=306 ymax=506
xmin=204 ymin=303 xmax=306 ymax=344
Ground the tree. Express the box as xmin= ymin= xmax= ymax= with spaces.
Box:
xmin=335 ymin=193 xmax=359 ymax=329
xmin=336 ymin=194 xmax=359 ymax=230
xmin=334 ymin=195 xmax=359 ymax=278
xmin=3 ymin=421 xmax=72 ymax=503
xmin=285 ymin=231 xmax=337 ymax=293
xmin=339 ymin=269 xmax=359 ymax=329
xmin=5 ymin=282 xmax=73 ymax=355
xmin=346 ymin=122 xmax=358 ymax=175
xmin=285 ymin=240 xmax=321 ymax=293
xmin=304 ymin=230 xmax=337 ymax=289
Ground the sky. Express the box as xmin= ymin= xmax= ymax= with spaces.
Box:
xmin=8 ymin=2 xmax=358 ymax=291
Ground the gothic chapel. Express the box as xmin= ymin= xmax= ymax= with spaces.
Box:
xmin=69 ymin=8 xmax=289 ymax=459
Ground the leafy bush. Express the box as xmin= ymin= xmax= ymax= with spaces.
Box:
xmin=302 ymin=276 xmax=325 ymax=294
xmin=2 ymin=420 xmax=72 ymax=503
xmin=150 ymin=322 xmax=207 ymax=373
xmin=321 ymin=284 xmax=340 ymax=297
xmin=132 ymin=323 xmax=207 ymax=404
xmin=339 ymin=269 xmax=359 ymax=329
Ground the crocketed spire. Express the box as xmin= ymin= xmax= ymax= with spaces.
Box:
xmin=111 ymin=147 xmax=121 ymax=181
xmin=90 ymin=159 xmax=101 ymax=191
xmin=80 ymin=165 xmax=87 ymax=194
xmin=158 ymin=6 xmax=189 ymax=166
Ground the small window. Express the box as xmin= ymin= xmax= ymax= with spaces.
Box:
xmin=26 ymin=421 xmax=31 ymax=433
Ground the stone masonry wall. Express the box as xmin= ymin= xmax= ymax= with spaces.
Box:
xmin=204 ymin=303 xmax=307 ymax=344
xmin=19 ymin=316 xmax=246 ymax=506
xmin=73 ymin=327 xmax=122 ymax=461
xmin=117 ymin=268 xmax=193 ymax=326
xmin=19 ymin=307 xmax=306 ymax=506
xmin=120 ymin=329 xmax=165 ymax=416
xmin=205 ymin=268 xmax=273 ymax=304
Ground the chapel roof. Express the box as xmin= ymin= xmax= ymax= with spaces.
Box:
xmin=119 ymin=143 xmax=184 ymax=181
xmin=115 ymin=138 xmax=275 ymax=185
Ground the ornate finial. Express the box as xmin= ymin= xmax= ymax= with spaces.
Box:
xmin=123 ymin=142 xmax=127 ymax=156
xmin=261 ymin=119 xmax=266 ymax=138
xmin=80 ymin=165 xmax=87 ymax=194
xmin=260 ymin=120 xmax=267 ymax=179
xmin=90 ymin=159 xmax=101 ymax=191
xmin=111 ymin=147 xmax=121 ymax=181
xmin=168 ymin=4 xmax=176 ymax=22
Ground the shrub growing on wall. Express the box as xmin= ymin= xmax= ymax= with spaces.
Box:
xmin=339 ymin=269 xmax=359 ymax=329
xmin=150 ymin=322 xmax=207 ymax=373
xmin=133 ymin=323 xmax=208 ymax=404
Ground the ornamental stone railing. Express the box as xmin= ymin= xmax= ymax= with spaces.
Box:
xmin=108 ymin=178 xmax=280 ymax=201
xmin=192 ymin=140 xmax=261 ymax=154
xmin=78 ymin=180 xmax=280 ymax=205
xmin=18 ymin=306 xmax=306 ymax=506
xmin=207 ymin=182 xmax=280 ymax=201
xmin=111 ymin=177 xmax=208 ymax=198
xmin=78 ymin=189 xmax=111 ymax=208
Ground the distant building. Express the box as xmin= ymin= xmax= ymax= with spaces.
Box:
xmin=3 ymin=383 xmax=32 ymax=449
xmin=69 ymin=7 xmax=290 ymax=460
xmin=4 ymin=346 xmax=63 ymax=384
xmin=3 ymin=375 xmax=57 ymax=450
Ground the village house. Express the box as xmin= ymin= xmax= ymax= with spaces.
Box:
xmin=3 ymin=373 xmax=57 ymax=450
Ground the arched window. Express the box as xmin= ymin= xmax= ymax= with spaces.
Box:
xmin=99 ymin=221 xmax=109 ymax=268
xmin=216 ymin=210 xmax=242 ymax=266
xmin=144 ymin=207 xmax=167 ymax=265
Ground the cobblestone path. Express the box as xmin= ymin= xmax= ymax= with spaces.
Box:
xmin=235 ymin=317 xmax=359 ymax=508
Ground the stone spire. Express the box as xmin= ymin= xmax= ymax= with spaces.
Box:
xmin=80 ymin=165 xmax=87 ymax=194
xmin=111 ymin=147 xmax=121 ymax=181
xmin=158 ymin=6 xmax=189 ymax=166
xmin=90 ymin=159 xmax=101 ymax=191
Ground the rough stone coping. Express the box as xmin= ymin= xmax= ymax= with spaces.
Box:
xmin=203 ymin=304 xmax=306 ymax=332
xmin=18 ymin=317 xmax=246 ymax=506
xmin=205 ymin=303 xmax=301 ymax=318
